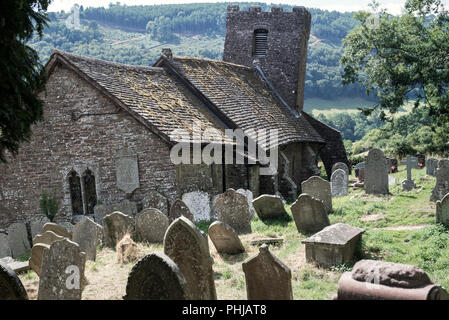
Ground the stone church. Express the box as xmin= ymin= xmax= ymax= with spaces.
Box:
xmin=0 ymin=5 xmax=347 ymax=227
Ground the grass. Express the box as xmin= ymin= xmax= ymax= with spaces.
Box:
xmin=18 ymin=163 xmax=449 ymax=299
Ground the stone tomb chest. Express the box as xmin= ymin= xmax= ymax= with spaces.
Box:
xmin=302 ymin=223 xmax=364 ymax=267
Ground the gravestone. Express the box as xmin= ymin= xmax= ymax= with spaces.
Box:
xmin=7 ymin=223 xmax=30 ymax=259
xmin=291 ymin=194 xmax=330 ymax=234
xmin=0 ymin=264 xmax=28 ymax=300
xmin=94 ymin=200 xmax=138 ymax=225
xmin=236 ymin=189 xmax=256 ymax=219
xmin=168 ymin=199 xmax=194 ymax=222
xmin=124 ymin=252 xmax=188 ymax=300
xmin=301 ymin=176 xmax=333 ymax=213
xmin=355 ymin=162 xmax=365 ymax=178
xmin=332 ymin=162 xmax=349 ymax=177
xmin=215 ymin=189 xmax=252 ymax=234
xmin=358 ymin=168 xmax=365 ymax=182
xmin=135 ymin=208 xmax=169 ymax=243
xmin=436 ymin=193 xmax=449 ymax=227
xmin=242 ymin=244 xmax=293 ymax=300
xmin=115 ymin=148 xmax=140 ymax=194
xmin=365 ymin=149 xmax=389 ymax=195
xmin=42 ymin=222 xmax=71 ymax=239
xmin=163 ymin=216 xmax=217 ymax=300
xmin=30 ymin=231 xmax=65 ymax=276
xmin=402 ymin=155 xmax=417 ymax=191
xmin=182 ymin=191 xmax=211 ymax=222
xmin=252 ymin=194 xmax=287 ymax=220
xmin=59 ymin=222 xmax=74 ymax=236
xmin=431 ymin=159 xmax=449 ymax=202
xmin=38 ymin=238 xmax=86 ymax=300
xmin=427 ymin=158 xmax=438 ymax=176
xmin=142 ymin=190 xmax=169 ymax=216
xmin=30 ymin=215 xmax=50 ymax=240
xmin=0 ymin=233 xmax=11 ymax=258
xmin=208 ymin=221 xmax=245 ymax=254
xmin=331 ymin=169 xmax=348 ymax=197
xmin=93 ymin=204 xmax=110 ymax=226
xmin=103 ymin=211 xmax=134 ymax=248
xmin=302 ymin=223 xmax=365 ymax=267
xmin=72 ymin=217 xmax=102 ymax=261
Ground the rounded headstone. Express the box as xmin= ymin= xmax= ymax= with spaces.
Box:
xmin=136 ymin=208 xmax=169 ymax=243
xmin=215 ymin=189 xmax=252 ymax=234
xmin=30 ymin=231 xmax=65 ymax=275
xmin=208 ymin=221 xmax=245 ymax=254
xmin=72 ymin=217 xmax=101 ymax=261
xmin=301 ymin=176 xmax=333 ymax=213
xmin=42 ymin=222 xmax=71 ymax=239
xmin=142 ymin=190 xmax=169 ymax=216
xmin=103 ymin=211 xmax=134 ymax=248
xmin=331 ymin=169 xmax=348 ymax=197
xmin=291 ymin=194 xmax=330 ymax=234
xmin=124 ymin=252 xmax=188 ymax=300
xmin=331 ymin=162 xmax=349 ymax=177
xmin=365 ymin=148 xmax=389 ymax=195
xmin=252 ymin=194 xmax=287 ymax=220
xmin=0 ymin=264 xmax=28 ymax=300
xmin=168 ymin=199 xmax=194 ymax=222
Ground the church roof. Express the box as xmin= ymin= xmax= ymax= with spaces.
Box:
xmin=46 ymin=50 xmax=325 ymax=148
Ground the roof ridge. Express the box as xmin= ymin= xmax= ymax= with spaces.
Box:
xmin=52 ymin=50 xmax=165 ymax=73
xmin=172 ymin=55 xmax=254 ymax=70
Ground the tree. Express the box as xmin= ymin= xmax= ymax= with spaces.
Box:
xmin=0 ymin=0 xmax=50 ymax=162
xmin=341 ymin=0 xmax=449 ymax=125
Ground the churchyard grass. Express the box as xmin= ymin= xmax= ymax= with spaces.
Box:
xmin=18 ymin=164 xmax=449 ymax=299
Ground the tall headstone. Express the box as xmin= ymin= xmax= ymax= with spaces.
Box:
xmin=331 ymin=169 xmax=348 ymax=197
xmin=30 ymin=231 xmax=65 ymax=276
xmin=242 ymin=244 xmax=293 ymax=300
xmin=252 ymin=194 xmax=287 ymax=220
xmin=72 ymin=217 xmax=102 ymax=261
xmin=135 ymin=208 xmax=169 ymax=243
xmin=124 ymin=252 xmax=189 ymax=300
xmin=402 ymin=155 xmax=417 ymax=191
xmin=365 ymin=149 xmax=389 ymax=195
xmin=168 ymin=199 xmax=194 ymax=222
xmin=182 ymin=191 xmax=211 ymax=222
xmin=215 ymin=189 xmax=252 ymax=234
xmin=30 ymin=215 xmax=50 ymax=240
xmin=301 ymin=176 xmax=332 ymax=213
xmin=208 ymin=221 xmax=245 ymax=254
xmin=291 ymin=194 xmax=330 ymax=233
xmin=7 ymin=223 xmax=30 ymax=259
xmin=38 ymin=238 xmax=86 ymax=300
xmin=0 ymin=264 xmax=28 ymax=300
xmin=163 ymin=216 xmax=216 ymax=300
xmin=436 ymin=193 xmax=449 ymax=227
xmin=142 ymin=190 xmax=169 ymax=216
xmin=431 ymin=159 xmax=449 ymax=202
xmin=103 ymin=211 xmax=134 ymax=248
xmin=332 ymin=162 xmax=349 ymax=177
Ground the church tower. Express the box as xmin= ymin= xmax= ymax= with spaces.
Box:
xmin=223 ymin=5 xmax=311 ymax=113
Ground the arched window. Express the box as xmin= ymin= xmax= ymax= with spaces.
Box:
xmin=69 ymin=171 xmax=83 ymax=215
xmin=253 ymin=29 xmax=268 ymax=57
xmin=83 ymin=169 xmax=97 ymax=215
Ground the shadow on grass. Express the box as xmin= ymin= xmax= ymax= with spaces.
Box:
xmin=259 ymin=213 xmax=293 ymax=228
xmin=216 ymin=251 xmax=250 ymax=266
xmin=398 ymin=194 xmax=418 ymax=199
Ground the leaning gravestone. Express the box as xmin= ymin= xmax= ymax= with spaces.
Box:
xmin=215 ymin=189 xmax=252 ymax=234
xmin=332 ymin=162 xmax=349 ymax=177
xmin=168 ymin=199 xmax=194 ymax=222
xmin=7 ymin=223 xmax=30 ymax=259
xmin=72 ymin=217 xmax=102 ymax=261
xmin=135 ymin=208 xmax=169 ymax=243
xmin=30 ymin=231 xmax=65 ymax=276
xmin=41 ymin=222 xmax=71 ymax=239
xmin=331 ymin=169 xmax=348 ymax=197
xmin=38 ymin=238 xmax=86 ymax=300
xmin=252 ymin=194 xmax=287 ymax=220
xmin=0 ymin=264 xmax=28 ymax=300
xmin=0 ymin=232 xmax=11 ymax=258
xmin=164 ymin=216 xmax=217 ymax=300
xmin=301 ymin=176 xmax=332 ymax=213
xmin=30 ymin=215 xmax=50 ymax=240
xmin=236 ymin=189 xmax=256 ymax=219
xmin=103 ymin=211 xmax=134 ymax=248
xmin=124 ymin=252 xmax=188 ymax=300
xmin=365 ymin=148 xmax=389 ymax=195
xmin=291 ymin=194 xmax=330 ymax=234
xmin=431 ymin=159 xmax=449 ymax=202
xmin=182 ymin=191 xmax=211 ymax=222
xmin=142 ymin=190 xmax=169 ymax=216
xmin=242 ymin=244 xmax=293 ymax=300
xmin=436 ymin=193 xmax=449 ymax=227
xmin=208 ymin=221 xmax=245 ymax=254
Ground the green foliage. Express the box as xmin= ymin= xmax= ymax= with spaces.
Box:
xmin=341 ymin=0 xmax=449 ymax=126
xmin=0 ymin=0 xmax=49 ymax=162
xmin=39 ymin=190 xmax=59 ymax=221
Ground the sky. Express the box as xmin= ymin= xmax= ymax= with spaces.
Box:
xmin=47 ymin=0 xmax=433 ymax=15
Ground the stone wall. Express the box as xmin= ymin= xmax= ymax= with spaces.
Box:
xmin=223 ymin=5 xmax=311 ymax=112
xmin=0 ymin=64 xmax=178 ymax=228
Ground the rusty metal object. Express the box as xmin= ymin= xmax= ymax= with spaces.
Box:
xmin=336 ymin=272 xmax=449 ymax=300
